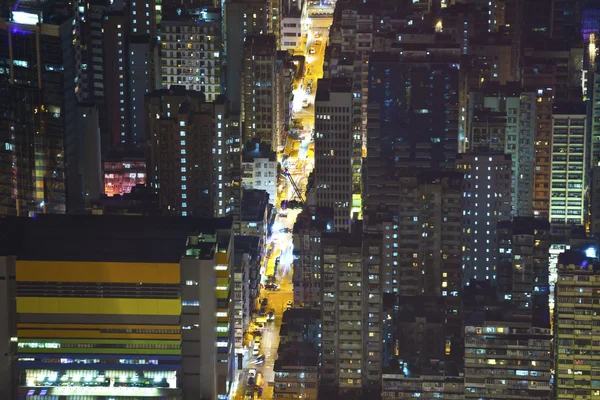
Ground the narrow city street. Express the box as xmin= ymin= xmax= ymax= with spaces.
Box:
xmin=231 ymin=11 xmax=332 ymax=400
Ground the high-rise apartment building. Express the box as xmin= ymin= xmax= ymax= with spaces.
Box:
xmin=468 ymin=110 xmax=506 ymax=152
xmin=292 ymin=207 xmax=334 ymax=306
xmin=145 ymin=87 xmax=237 ymax=217
xmin=381 ymin=371 xmax=464 ymax=400
xmin=88 ymin=0 xmax=108 ymax=103
xmin=280 ymin=0 xmax=307 ymax=53
xmin=103 ymin=11 xmax=130 ymax=148
xmin=522 ymin=71 xmax=554 ymax=219
xmin=549 ymin=103 xmax=587 ymax=226
xmin=464 ymin=308 xmax=552 ymax=399
xmin=589 ymin=56 xmax=600 ymax=237
xmin=555 ymin=247 xmax=600 ymax=400
xmin=320 ymin=231 xmax=382 ymax=395
xmin=224 ymin=0 xmax=269 ymax=113
xmin=274 ymin=50 xmax=295 ymax=150
xmin=128 ymin=38 xmax=158 ymax=147
xmin=457 ymin=152 xmax=512 ymax=284
xmin=457 ymin=56 xmax=490 ymax=154
xmin=161 ymin=9 xmax=222 ymax=101
xmin=274 ymin=309 xmax=321 ymax=400
xmin=366 ymin=51 xmax=460 ymax=171
xmin=103 ymin=12 xmax=159 ymax=150
xmin=363 ymin=170 xmax=464 ymax=362
xmin=0 ymin=8 xmax=78 ymax=215
xmin=496 ymin=217 xmax=550 ymax=312
xmin=469 ymin=34 xmax=517 ymax=84
xmin=468 ymin=83 xmax=537 ymax=216
xmin=0 ymin=214 xmax=235 ymax=400
xmin=314 ymin=78 xmax=355 ymax=231
xmin=383 ymin=295 xmax=448 ymax=370
xmin=364 ymin=171 xmax=463 ymax=298
xmin=242 ymin=35 xmax=278 ymax=149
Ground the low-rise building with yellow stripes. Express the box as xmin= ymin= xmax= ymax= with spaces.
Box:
xmin=0 ymin=214 xmax=235 ymax=400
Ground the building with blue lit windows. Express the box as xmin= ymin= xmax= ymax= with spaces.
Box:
xmin=145 ymin=87 xmax=239 ymax=218
xmin=0 ymin=6 xmax=78 ymax=215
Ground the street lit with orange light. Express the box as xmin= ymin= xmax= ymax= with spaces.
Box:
xmin=230 ymin=10 xmax=332 ymax=400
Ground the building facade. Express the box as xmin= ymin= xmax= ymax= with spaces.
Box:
xmin=241 ymin=141 xmax=277 ymax=205
xmin=224 ymin=0 xmax=269 ymax=113
xmin=104 ymin=157 xmax=146 ymax=197
xmin=145 ymin=87 xmax=237 ymax=218
xmin=468 ymin=84 xmax=537 ymax=217
xmin=0 ymin=214 xmax=235 ymax=400
xmin=314 ymin=79 xmax=355 ymax=231
xmin=457 ymin=152 xmax=512 ymax=284
xmin=161 ymin=10 xmax=222 ymax=101
xmin=242 ymin=35 xmax=278 ymax=149
xmin=0 ymin=11 xmax=77 ymax=215
xmin=381 ymin=373 xmax=464 ymax=400
xmin=320 ymin=232 xmax=382 ymax=395
xmin=555 ymin=248 xmax=600 ymax=400
xmin=496 ymin=217 xmax=550 ymax=312
xmin=464 ymin=312 xmax=552 ymax=399
xmin=292 ymin=207 xmax=334 ymax=306
xmin=549 ymin=104 xmax=587 ymax=226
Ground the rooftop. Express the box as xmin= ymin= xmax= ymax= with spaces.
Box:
xmin=243 ymin=140 xmax=277 ymax=162
xmin=0 ymin=215 xmax=232 ymax=263
xmin=552 ymin=101 xmax=587 ymax=116
xmin=315 ymin=78 xmax=352 ymax=102
xmin=274 ymin=342 xmax=319 ymax=371
xmin=241 ymin=190 xmax=270 ymax=221
xmin=558 ymin=249 xmax=600 ymax=272
xmin=497 ymin=217 xmax=550 ymax=235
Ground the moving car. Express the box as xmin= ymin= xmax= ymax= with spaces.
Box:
xmin=255 ymin=372 xmax=265 ymax=389
xmin=309 ymin=46 xmax=316 ymax=54
xmin=247 ymin=369 xmax=256 ymax=386
xmin=254 ymin=354 xmax=265 ymax=364
xmin=302 ymin=98 xmax=309 ymax=108
xmin=267 ymin=311 xmax=275 ymax=321
xmin=265 ymin=283 xmax=280 ymax=290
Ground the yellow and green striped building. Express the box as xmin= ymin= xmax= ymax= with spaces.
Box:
xmin=0 ymin=214 xmax=234 ymax=400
